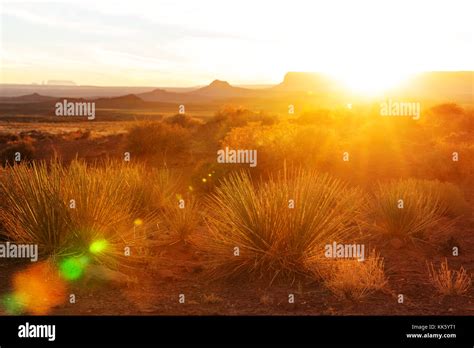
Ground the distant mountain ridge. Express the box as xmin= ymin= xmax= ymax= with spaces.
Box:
xmin=137 ymin=79 xmax=259 ymax=102
xmin=0 ymin=72 xmax=472 ymax=105
xmin=0 ymin=93 xmax=57 ymax=103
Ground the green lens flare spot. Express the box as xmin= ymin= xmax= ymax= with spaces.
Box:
xmin=1 ymin=293 xmax=25 ymax=315
xmin=59 ymin=256 xmax=89 ymax=281
xmin=89 ymin=239 xmax=108 ymax=254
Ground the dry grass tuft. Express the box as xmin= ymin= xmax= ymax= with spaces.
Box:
xmin=201 ymin=293 xmax=223 ymax=304
xmin=161 ymin=194 xmax=202 ymax=243
xmin=259 ymin=294 xmax=273 ymax=306
xmin=428 ymin=259 xmax=471 ymax=296
xmin=322 ymin=251 xmax=387 ymax=301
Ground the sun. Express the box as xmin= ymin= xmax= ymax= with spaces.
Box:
xmin=328 ymin=69 xmax=413 ymax=96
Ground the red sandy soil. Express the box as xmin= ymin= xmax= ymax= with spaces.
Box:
xmin=1 ymin=213 xmax=472 ymax=316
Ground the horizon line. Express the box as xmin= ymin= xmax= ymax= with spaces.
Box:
xmin=1 ymin=70 xmax=473 ymax=89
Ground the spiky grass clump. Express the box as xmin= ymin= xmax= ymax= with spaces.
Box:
xmin=321 ymin=251 xmax=387 ymax=300
xmin=0 ymin=161 xmax=71 ymax=255
xmin=368 ymin=179 xmax=453 ymax=240
xmin=161 ymin=194 xmax=202 ymax=243
xmin=202 ymin=169 xmax=365 ymax=282
xmin=415 ymin=180 xmax=469 ymax=218
xmin=0 ymin=160 xmax=168 ymax=266
xmin=436 ymin=182 xmax=470 ymax=218
xmin=120 ymin=164 xmax=181 ymax=213
xmin=61 ymin=161 xmax=134 ymax=252
xmin=428 ymin=259 xmax=471 ymax=295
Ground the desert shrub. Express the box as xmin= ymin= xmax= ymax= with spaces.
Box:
xmin=62 ymin=130 xmax=91 ymax=141
xmin=424 ymin=103 xmax=467 ymax=133
xmin=120 ymin=164 xmax=181 ymax=214
xmin=430 ymin=182 xmax=470 ymax=218
xmin=164 ymin=113 xmax=203 ymax=128
xmin=161 ymin=194 xmax=202 ymax=243
xmin=211 ymin=105 xmax=275 ymax=126
xmin=220 ymin=122 xmax=340 ymax=176
xmin=367 ymin=179 xmax=453 ymax=240
xmin=0 ymin=160 xmax=175 ymax=265
xmin=428 ymin=259 xmax=471 ymax=295
xmin=201 ymin=169 xmax=365 ymax=282
xmin=126 ymin=121 xmax=191 ymax=158
xmin=416 ymin=139 xmax=474 ymax=182
xmin=202 ymin=106 xmax=277 ymax=146
xmin=59 ymin=161 xmax=136 ymax=257
xmin=0 ymin=133 xmax=19 ymax=144
xmin=0 ymin=140 xmax=36 ymax=166
xmin=0 ymin=161 xmax=71 ymax=255
xmin=321 ymin=251 xmax=387 ymax=300
xmin=296 ymin=108 xmax=335 ymax=126
xmin=405 ymin=180 xmax=470 ymax=217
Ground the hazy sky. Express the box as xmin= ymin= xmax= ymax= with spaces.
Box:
xmin=1 ymin=0 xmax=473 ymax=87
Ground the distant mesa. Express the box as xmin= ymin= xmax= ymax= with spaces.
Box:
xmin=189 ymin=79 xmax=254 ymax=98
xmin=208 ymin=79 xmax=232 ymax=88
xmin=1 ymin=71 xmax=473 ymax=105
xmin=274 ymin=72 xmax=339 ymax=92
xmin=46 ymin=80 xmax=77 ymax=86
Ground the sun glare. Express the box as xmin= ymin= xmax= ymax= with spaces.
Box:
xmin=328 ymin=69 xmax=413 ymax=96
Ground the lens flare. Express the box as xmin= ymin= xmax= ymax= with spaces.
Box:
xmin=1 ymin=292 xmax=26 ymax=314
xmin=89 ymin=239 xmax=108 ymax=254
xmin=133 ymin=218 xmax=143 ymax=226
xmin=59 ymin=255 xmax=89 ymax=281
xmin=9 ymin=261 xmax=67 ymax=315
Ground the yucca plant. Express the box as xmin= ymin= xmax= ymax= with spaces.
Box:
xmin=0 ymin=160 xmax=167 ymax=266
xmin=368 ymin=179 xmax=453 ymax=240
xmin=202 ymin=169 xmax=365 ymax=282
xmin=0 ymin=161 xmax=71 ymax=255
xmin=59 ymin=161 xmax=137 ymax=261
xmin=120 ymin=163 xmax=181 ymax=214
xmin=434 ymin=182 xmax=470 ymax=218
xmin=161 ymin=194 xmax=202 ymax=243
